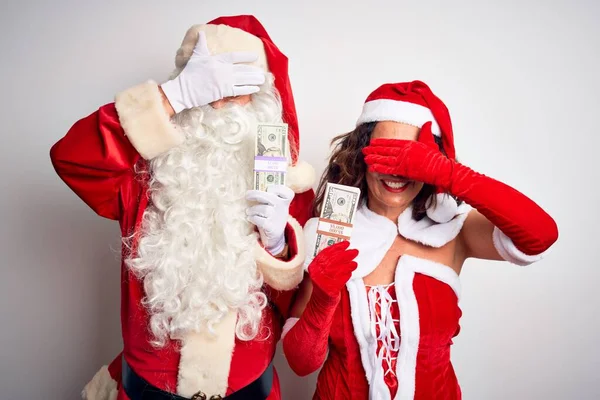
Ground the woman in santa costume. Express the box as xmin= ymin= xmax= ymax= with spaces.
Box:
xmin=282 ymin=80 xmax=559 ymax=399
xmin=51 ymin=15 xmax=315 ymax=400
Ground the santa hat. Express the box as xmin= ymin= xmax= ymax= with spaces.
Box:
xmin=357 ymin=80 xmax=459 ymax=223
xmin=171 ymin=15 xmax=315 ymax=194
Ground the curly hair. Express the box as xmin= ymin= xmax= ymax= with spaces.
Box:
xmin=313 ymin=122 xmax=451 ymax=221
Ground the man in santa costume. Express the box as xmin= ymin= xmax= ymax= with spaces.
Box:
xmin=50 ymin=15 xmax=315 ymax=400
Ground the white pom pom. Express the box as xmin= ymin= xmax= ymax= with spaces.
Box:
xmin=426 ymin=193 xmax=459 ymax=223
xmin=287 ymin=160 xmax=316 ymax=193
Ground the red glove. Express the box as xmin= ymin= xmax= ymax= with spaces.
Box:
xmin=283 ymin=241 xmax=358 ymax=376
xmin=309 ymin=240 xmax=359 ymax=299
xmin=362 ymin=123 xmax=558 ymax=256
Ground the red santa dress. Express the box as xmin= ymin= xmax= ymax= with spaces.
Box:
xmin=301 ymin=202 xmax=546 ymax=399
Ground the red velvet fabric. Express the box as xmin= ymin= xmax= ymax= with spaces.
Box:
xmin=50 ymin=103 xmax=312 ymax=399
xmin=289 ymin=189 xmax=314 ymax=227
xmin=282 ymin=242 xmax=358 ymax=377
xmin=313 ymin=289 xmax=368 ymax=399
xmin=412 ymin=274 xmax=462 ymax=400
xmin=312 ymin=273 xmax=462 ymax=400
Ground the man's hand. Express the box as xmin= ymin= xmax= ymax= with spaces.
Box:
xmin=246 ymin=185 xmax=294 ymax=255
xmin=160 ymin=31 xmax=266 ymax=114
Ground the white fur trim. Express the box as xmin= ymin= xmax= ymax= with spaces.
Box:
xmin=346 ymin=255 xmax=461 ymax=400
xmin=114 ymin=80 xmax=184 ymax=160
xmin=349 ymin=207 xmax=398 ymax=279
xmin=304 ymin=203 xmax=469 ymax=280
xmin=177 ymin=311 xmax=237 ymax=397
xmin=401 ymin=255 xmax=461 ymax=300
xmin=81 ymin=365 xmax=117 ymax=400
xmin=171 ymin=24 xmax=269 ymax=79
xmin=398 ymin=204 xmax=472 ymax=248
xmin=302 ymin=217 xmax=319 ymax=272
xmin=356 ymin=99 xmax=441 ymax=136
xmin=256 ymin=216 xmax=305 ymax=290
xmin=394 ymin=256 xmax=461 ymax=400
xmin=287 ymin=160 xmax=315 ymax=193
xmin=346 ymin=279 xmax=379 ymax=389
xmin=426 ymin=193 xmax=459 ymax=224
xmin=281 ymin=317 xmax=299 ymax=340
xmin=303 ymin=207 xmax=398 ymax=279
xmin=395 ymin=262 xmax=419 ymax=400
xmin=492 ymin=226 xmax=546 ymax=266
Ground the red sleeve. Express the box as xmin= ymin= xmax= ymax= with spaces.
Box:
xmin=268 ymin=287 xmax=298 ymax=321
xmin=264 ymin=189 xmax=315 ymax=320
xmin=107 ymin=351 xmax=123 ymax=383
xmin=50 ymin=81 xmax=184 ymax=221
xmin=289 ymin=189 xmax=315 ymax=227
xmin=265 ymin=232 xmax=300 ymax=323
xmin=50 ymin=104 xmax=140 ymax=220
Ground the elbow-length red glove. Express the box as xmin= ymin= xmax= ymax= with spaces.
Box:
xmin=362 ymin=122 xmax=558 ymax=256
xmin=282 ymin=241 xmax=358 ymax=376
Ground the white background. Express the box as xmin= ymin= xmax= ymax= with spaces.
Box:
xmin=1 ymin=0 xmax=598 ymax=399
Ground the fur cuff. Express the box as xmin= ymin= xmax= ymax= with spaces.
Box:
xmin=492 ymin=226 xmax=546 ymax=266
xmin=81 ymin=365 xmax=118 ymax=400
xmin=177 ymin=311 xmax=237 ymax=397
xmin=287 ymin=160 xmax=316 ymax=194
xmin=114 ymin=80 xmax=184 ymax=159
xmin=256 ymin=217 xmax=305 ymax=290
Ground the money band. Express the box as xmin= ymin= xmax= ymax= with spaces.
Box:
xmin=254 ymin=156 xmax=288 ymax=173
xmin=316 ymin=218 xmax=353 ymax=240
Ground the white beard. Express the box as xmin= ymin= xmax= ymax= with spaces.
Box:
xmin=125 ymin=79 xmax=283 ymax=346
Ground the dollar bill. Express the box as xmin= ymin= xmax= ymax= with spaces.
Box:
xmin=253 ymin=123 xmax=289 ymax=191
xmin=313 ymin=183 xmax=361 ymax=257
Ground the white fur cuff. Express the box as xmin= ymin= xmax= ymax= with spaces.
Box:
xmin=492 ymin=226 xmax=545 ymax=266
xmin=287 ymin=160 xmax=316 ymax=193
xmin=256 ymin=217 xmax=305 ymax=290
xmin=114 ymin=80 xmax=184 ymax=160
xmin=81 ymin=365 xmax=118 ymax=400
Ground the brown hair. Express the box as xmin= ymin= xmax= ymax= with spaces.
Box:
xmin=313 ymin=122 xmax=451 ymax=220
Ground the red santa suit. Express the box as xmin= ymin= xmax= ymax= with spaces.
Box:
xmin=50 ymin=15 xmax=315 ymax=400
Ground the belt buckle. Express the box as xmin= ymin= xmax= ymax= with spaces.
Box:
xmin=191 ymin=392 xmax=222 ymax=400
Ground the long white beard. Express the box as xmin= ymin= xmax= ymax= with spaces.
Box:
xmin=126 ymin=80 xmax=283 ymax=347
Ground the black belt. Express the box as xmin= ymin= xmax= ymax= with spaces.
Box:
xmin=122 ymin=355 xmax=274 ymax=400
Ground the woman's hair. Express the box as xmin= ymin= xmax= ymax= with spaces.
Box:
xmin=313 ymin=121 xmax=451 ymax=220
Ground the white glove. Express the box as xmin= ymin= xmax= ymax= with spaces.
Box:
xmin=246 ymin=185 xmax=295 ymax=255
xmin=160 ymin=31 xmax=266 ymax=113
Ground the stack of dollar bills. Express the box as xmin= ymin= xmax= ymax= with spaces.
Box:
xmin=313 ymin=183 xmax=360 ymax=257
xmin=253 ymin=123 xmax=289 ymax=191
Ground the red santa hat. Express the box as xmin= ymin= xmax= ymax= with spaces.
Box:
xmin=357 ymin=80 xmax=459 ymax=223
xmin=172 ymin=15 xmax=315 ymax=194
